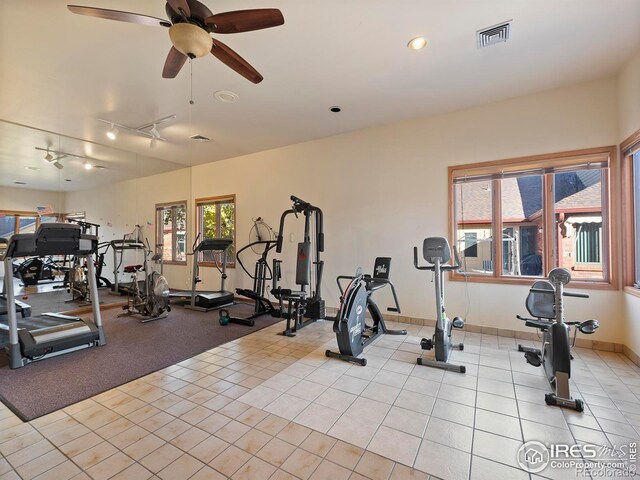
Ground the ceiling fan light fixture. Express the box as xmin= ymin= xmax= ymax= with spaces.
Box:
xmin=83 ymin=162 xmax=93 ymax=170
xmin=107 ymin=124 xmax=118 ymax=140
xmin=169 ymin=23 xmax=213 ymax=58
xmin=408 ymin=36 xmax=427 ymax=50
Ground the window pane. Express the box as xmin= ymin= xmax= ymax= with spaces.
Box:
xmin=454 ymin=181 xmax=493 ymax=275
xmin=18 ymin=216 xmax=38 ymax=234
xmin=200 ymin=201 xmax=234 ymax=265
xmin=501 ymin=175 xmax=544 ymax=276
xmin=161 ymin=208 xmax=173 ymax=261
xmin=40 ymin=216 xmax=58 ymax=224
xmin=0 ymin=215 xmax=16 ymax=239
xmin=175 ymin=206 xmax=186 ymax=262
xmin=553 ymin=169 xmax=604 ymax=281
xmin=634 ymin=151 xmax=640 ymax=286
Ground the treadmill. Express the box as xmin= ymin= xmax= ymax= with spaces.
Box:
xmin=0 ymin=238 xmax=32 ymax=322
xmin=170 ymin=238 xmax=235 ymax=312
xmin=1 ymin=223 xmax=106 ymax=369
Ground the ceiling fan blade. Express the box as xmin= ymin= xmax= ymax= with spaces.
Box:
xmin=205 ymin=9 xmax=284 ymax=34
xmin=53 ymin=161 xmax=64 ymax=170
xmin=67 ymin=5 xmax=169 ymax=27
xmin=162 ymin=47 xmax=187 ymax=78
xmin=166 ymin=0 xmax=191 ymax=18
xmin=210 ymin=39 xmax=263 ymax=84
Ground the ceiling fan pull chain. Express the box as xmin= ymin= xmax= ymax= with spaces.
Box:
xmin=189 ymin=58 xmax=194 ymax=105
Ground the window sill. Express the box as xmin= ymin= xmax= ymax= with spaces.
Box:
xmin=450 ymin=273 xmax=616 ymax=290
xmin=624 ymin=286 xmax=640 ymax=298
xmin=162 ymin=261 xmax=187 ymax=266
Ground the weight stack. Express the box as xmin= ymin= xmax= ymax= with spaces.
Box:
xmin=305 ymin=299 xmax=326 ymax=320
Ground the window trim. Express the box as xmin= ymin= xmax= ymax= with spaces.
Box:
xmin=155 ymin=201 xmax=188 ymax=266
xmin=621 ymin=127 xmax=640 ymax=297
xmin=448 ymin=146 xmax=618 ymax=289
xmin=195 ymin=194 xmax=236 ymax=268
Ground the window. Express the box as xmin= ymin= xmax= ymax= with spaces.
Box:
xmin=0 ymin=210 xmax=67 ymax=238
xmin=622 ymin=128 xmax=640 ymax=291
xmin=155 ymin=202 xmax=187 ymax=264
xmin=450 ymin=147 xmax=615 ymax=286
xmin=195 ymin=195 xmax=236 ymax=267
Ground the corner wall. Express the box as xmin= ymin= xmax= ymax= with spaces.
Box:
xmin=619 ymin=50 xmax=640 ymax=355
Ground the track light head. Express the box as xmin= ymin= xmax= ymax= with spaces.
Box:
xmin=106 ymin=124 xmax=118 ymax=140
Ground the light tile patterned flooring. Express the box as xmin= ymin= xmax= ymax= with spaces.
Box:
xmin=1 ymin=319 xmax=640 ymax=480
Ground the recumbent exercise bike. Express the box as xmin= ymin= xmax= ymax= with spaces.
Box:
xmin=326 ymin=257 xmax=407 ymax=366
xmin=517 ymin=267 xmax=599 ymax=412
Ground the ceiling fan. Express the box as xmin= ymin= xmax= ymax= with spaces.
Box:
xmin=67 ymin=0 xmax=284 ymax=83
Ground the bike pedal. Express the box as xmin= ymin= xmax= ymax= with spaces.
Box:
xmin=524 ymin=351 xmax=542 ymax=367
xmin=420 ymin=338 xmax=433 ymax=350
xmin=452 ymin=317 xmax=465 ymax=329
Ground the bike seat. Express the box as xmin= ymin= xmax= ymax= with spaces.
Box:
xmin=124 ymin=264 xmax=143 ymax=273
xmin=271 ymin=288 xmax=307 ymax=299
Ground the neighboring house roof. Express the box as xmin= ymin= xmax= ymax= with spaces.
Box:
xmin=456 ymin=171 xmax=602 ymax=223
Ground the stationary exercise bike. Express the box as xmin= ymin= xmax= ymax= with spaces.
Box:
xmin=325 ymin=258 xmax=407 ymax=366
xmin=413 ymin=237 xmax=466 ymax=373
xmin=118 ymin=239 xmax=171 ymax=323
xmin=517 ymin=267 xmax=599 ymax=412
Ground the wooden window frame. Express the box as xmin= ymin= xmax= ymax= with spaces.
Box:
xmin=0 ymin=210 xmax=71 ymax=235
xmin=155 ymin=201 xmax=188 ymax=266
xmin=195 ymin=194 xmax=236 ymax=268
xmin=448 ymin=146 xmax=618 ymax=289
xmin=621 ymin=127 xmax=640 ymax=298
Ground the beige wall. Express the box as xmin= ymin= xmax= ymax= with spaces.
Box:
xmin=0 ymin=186 xmax=65 ymax=214
xmin=619 ymin=50 xmax=640 ymax=353
xmin=59 ymin=76 xmax=625 ymax=343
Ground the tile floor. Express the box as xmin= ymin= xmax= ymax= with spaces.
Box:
xmin=1 ymin=318 xmax=639 ymax=480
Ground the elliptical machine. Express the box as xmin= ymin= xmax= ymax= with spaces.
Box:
xmin=517 ymin=268 xmax=599 ymax=412
xmin=413 ymin=237 xmax=466 ymax=373
xmin=230 ymin=239 xmax=278 ymax=327
xmin=326 ymin=257 xmax=406 ymax=366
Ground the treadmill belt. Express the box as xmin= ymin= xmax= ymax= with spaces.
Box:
xmin=0 ymin=316 xmax=77 ymax=350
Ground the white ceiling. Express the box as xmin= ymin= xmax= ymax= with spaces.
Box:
xmin=1 ymin=0 xmax=639 ymax=191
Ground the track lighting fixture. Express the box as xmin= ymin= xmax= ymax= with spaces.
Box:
xmin=106 ymin=124 xmax=119 ymax=140
xmin=98 ymin=115 xmax=176 ymax=145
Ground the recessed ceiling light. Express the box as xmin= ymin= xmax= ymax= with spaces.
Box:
xmin=407 ymin=36 xmax=427 ymax=50
xmin=65 ymin=179 xmax=72 ymax=182
xmin=214 ymin=90 xmax=239 ymax=103
xmin=84 ymin=162 xmax=93 ymax=170
xmin=25 ymin=166 xmax=40 ymax=171
xmin=329 ymin=106 xmax=341 ymax=113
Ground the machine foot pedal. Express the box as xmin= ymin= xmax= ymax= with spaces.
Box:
xmin=452 ymin=317 xmax=465 ymax=329
xmin=524 ymin=351 xmax=542 ymax=367
xmin=420 ymin=338 xmax=433 ymax=350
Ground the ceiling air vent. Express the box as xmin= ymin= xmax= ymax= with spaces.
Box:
xmin=189 ymin=134 xmax=211 ymax=142
xmin=477 ymin=21 xmax=511 ymax=49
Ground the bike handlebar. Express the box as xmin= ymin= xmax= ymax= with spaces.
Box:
xmin=413 ymin=246 xmax=461 ymax=271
